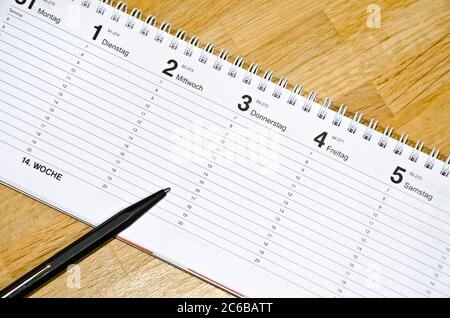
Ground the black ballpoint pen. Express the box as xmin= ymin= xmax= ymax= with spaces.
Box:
xmin=0 ymin=187 xmax=171 ymax=298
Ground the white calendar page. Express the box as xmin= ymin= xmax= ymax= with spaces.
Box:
xmin=0 ymin=0 xmax=449 ymax=297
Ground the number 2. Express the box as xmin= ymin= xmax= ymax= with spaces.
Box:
xmin=162 ymin=59 xmax=178 ymax=77
xmin=390 ymin=166 xmax=406 ymax=184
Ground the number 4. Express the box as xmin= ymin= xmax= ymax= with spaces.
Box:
xmin=314 ymin=131 xmax=328 ymax=148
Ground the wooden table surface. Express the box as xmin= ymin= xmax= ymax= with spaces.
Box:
xmin=0 ymin=0 xmax=449 ymax=297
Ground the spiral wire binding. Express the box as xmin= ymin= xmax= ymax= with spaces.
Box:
xmin=199 ymin=43 xmax=215 ymax=64
xmin=125 ymin=8 xmax=141 ymax=29
xmin=302 ymin=91 xmax=318 ymax=113
xmin=257 ymin=70 xmax=273 ymax=92
xmin=213 ymin=50 xmax=229 ymax=71
xmin=169 ymin=29 xmax=186 ymax=50
xmin=155 ymin=22 xmax=171 ymax=43
xmin=332 ymin=104 xmax=347 ymax=127
xmin=409 ymin=140 xmax=424 ymax=162
xmin=425 ymin=147 xmax=440 ymax=169
xmin=378 ymin=126 xmax=393 ymax=148
xmin=95 ymin=0 xmax=111 ymax=15
xmin=272 ymin=77 xmax=288 ymax=99
xmin=317 ymin=98 xmax=332 ymax=120
xmin=241 ymin=63 xmax=258 ymax=84
xmin=184 ymin=35 xmax=199 ymax=57
xmin=140 ymin=15 xmax=156 ymax=36
xmin=441 ymin=155 xmax=450 ymax=177
xmin=111 ymin=1 xmax=127 ymax=22
xmin=81 ymin=0 xmax=92 ymax=8
xmin=228 ymin=56 xmax=244 ymax=78
xmin=393 ymin=133 xmax=408 ymax=155
xmin=287 ymin=84 xmax=303 ymax=106
xmin=362 ymin=118 xmax=378 ymax=141
xmin=80 ymin=0 xmax=448 ymax=177
xmin=347 ymin=112 xmax=362 ymax=134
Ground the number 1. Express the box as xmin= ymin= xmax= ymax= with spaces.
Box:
xmin=92 ymin=25 xmax=102 ymax=41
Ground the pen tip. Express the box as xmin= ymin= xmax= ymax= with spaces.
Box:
xmin=164 ymin=187 xmax=171 ymax=193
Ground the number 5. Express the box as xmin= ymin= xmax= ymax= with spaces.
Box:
xmin=390 ymin=166 xmax=406 ymax=184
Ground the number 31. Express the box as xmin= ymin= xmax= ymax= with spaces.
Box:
xmin=15 ymin=0 xmax=36 ymax=9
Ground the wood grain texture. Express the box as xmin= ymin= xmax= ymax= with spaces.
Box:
xmin=0 ymin=0 xmax=449 ymax=297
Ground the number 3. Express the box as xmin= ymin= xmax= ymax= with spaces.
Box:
xmin=238 ymin=95 xmax=252 ymax=111
xmin=390 ymin=166 xmax=406 ymax=184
